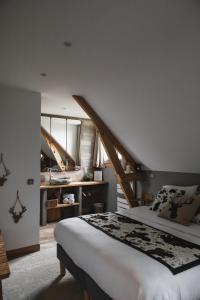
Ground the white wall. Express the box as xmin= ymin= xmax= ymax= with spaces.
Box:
xmin=1 ymin=1 xmax=200 ymax=172
xmin=0 ymin=84 xmax=41 ymax=251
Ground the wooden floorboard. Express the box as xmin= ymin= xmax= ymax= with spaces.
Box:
xmin=40 ymin=223 xmax=56 ymax=249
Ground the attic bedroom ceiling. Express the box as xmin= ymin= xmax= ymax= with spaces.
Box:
xmin=0 ymin=0 xmax=200 ymax=173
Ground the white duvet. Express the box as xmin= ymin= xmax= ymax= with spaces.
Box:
xmin=54 ymin=207 xmax=200 ymax=300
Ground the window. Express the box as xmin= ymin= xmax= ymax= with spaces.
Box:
xmin=94 ymin=136 xmax=122 ymax=168
xmin=41 ymin=116 xmax=81 ymax=165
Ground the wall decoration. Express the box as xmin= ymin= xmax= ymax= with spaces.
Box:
xmin=9 ymin=190 xmax=27 ymax=223
xmin=0 ymin=153 xmax=10 ymax=186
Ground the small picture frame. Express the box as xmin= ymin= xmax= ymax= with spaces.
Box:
xmin=94 ymin=170 xmax=103 ymax=181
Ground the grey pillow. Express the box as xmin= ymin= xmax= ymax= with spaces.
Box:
xmin=158 ymin=195 xmax=200 ymax=226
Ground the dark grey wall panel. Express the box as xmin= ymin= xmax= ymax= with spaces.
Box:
xmin=142 ymin=171 xmax=200 ymax=196
xmin=103 ymin=168 xmax=117 ymax=212
xmin=103 ymin=169 xmax=200 ymax=212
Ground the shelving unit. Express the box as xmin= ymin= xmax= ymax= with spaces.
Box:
xmin=40 ymin=181 xmax=108 ymax=225
xmin=47 ymin=203 xmax=80 ymax=209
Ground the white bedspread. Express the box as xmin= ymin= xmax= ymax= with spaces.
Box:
xmin=54 ymin=207 xmax=200 ymax=300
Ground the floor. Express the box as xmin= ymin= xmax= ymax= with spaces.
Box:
xmin=2 ymin=223 xmax=84 ymax=300
xmin=40 ymin=222 xmax=57 ymax=250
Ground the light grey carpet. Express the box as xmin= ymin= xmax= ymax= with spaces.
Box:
xmin=3 ymin=246 xmax=84 ymax=300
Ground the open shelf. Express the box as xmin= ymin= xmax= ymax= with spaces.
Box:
xmin=40 ymin=181 xmax=108 ymax=225
xmin=47 ymin=202 xmax=79 ymax=210
xmin=41 ymin=181 xmax=108 ymax=190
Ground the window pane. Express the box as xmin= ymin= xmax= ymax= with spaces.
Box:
xmin=51 ymin=118 xmax=66 ymax=150
xmin=100 ymin=142 xmax=109 ymax=161
xmin=41 ymin=116 xmax=50 ymax=132
xmin=67 ymin=119 xmax=81 ymax=162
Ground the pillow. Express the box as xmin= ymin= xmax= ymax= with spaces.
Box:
xmin=193 ymin=207 xmax=200 ymax=224
xmin=151 ymin=185 xmax=198 ymax=212
xmin=192 ymin=190 xmax=200 ymax=224
xmin=158 ymin=195 xmax=200 ymax=225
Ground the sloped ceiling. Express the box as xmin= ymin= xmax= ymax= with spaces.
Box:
xmin=0 ymin=0 xmax=200 ymax=172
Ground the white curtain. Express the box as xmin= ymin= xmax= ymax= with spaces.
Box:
xmin=93 ymin=133 xmax=109 ymax=168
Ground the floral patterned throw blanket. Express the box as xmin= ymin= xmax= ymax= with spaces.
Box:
xmin=79 ymin=212 xmax=200 ymax=274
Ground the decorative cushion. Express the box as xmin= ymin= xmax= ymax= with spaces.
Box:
xmin=193 ymin=207 xmax=200 ymax=224
xmin=151 ymin=185 xmax=198 ymax=212
xmin=192 ymin=190 xmax=200 ymax=224
xmin=158 ymin=195 xmax=200 ymax=225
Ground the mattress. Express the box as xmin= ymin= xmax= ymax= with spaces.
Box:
xmin=54 ymin=207 xmax=200 ymax=300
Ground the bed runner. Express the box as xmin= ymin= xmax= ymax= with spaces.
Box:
xmin=79 ymin=212 xmax=200 ymax=274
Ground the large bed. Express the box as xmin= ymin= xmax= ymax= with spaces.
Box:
xmin=54 ymin=207 xmax=200 ymax=300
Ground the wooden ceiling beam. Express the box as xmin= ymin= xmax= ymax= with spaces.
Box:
xmin=96 ymin=130 xmax=135 ymax=207
xmin=73 ymin=95 xmax=143 ymax=208
xmin=73 ymin=95 xmax=137 ymax=168
xmin=115 ymin=173 xmax=144 ymax=183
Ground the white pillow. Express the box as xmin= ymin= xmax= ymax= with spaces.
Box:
xmin=151 ymin=185 xmax=198 ymax=212
xmin=193 ymin=212 xmax=200 ymax=224
xmin=163 ymin=185 xmax=198 ymax=195
xmin=193 ymin=195 xmax=200 ymax=223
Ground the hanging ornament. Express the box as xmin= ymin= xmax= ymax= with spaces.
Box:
xmin=0 ymin=153 xmax=11 ymax=186
xmin=9 ymin=190 xmax=27 ymax=223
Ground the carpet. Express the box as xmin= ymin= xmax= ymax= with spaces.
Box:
xmin=2 ymin=245 xmax=84 ymax=300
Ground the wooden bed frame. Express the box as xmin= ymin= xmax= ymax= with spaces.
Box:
xmin=57 ymin=244 xmax=113 ymax=300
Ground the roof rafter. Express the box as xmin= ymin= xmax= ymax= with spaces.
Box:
xmin=73 ymin=95 xmax=143 ymax=207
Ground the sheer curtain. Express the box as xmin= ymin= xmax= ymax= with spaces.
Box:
xmin=93 ymin=132 xmax=109 ymax=168
xmin=93 ymin=133 xmax=124 ymax=168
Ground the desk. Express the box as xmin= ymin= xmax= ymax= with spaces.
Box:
xmin=40 ymin=181 xmax=108 ymax=225
xmin=0 ymin=232 xmax=10 ymax=300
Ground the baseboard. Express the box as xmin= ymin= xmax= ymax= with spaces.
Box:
xmin=7 ymin=244 xmax=40 ymax=259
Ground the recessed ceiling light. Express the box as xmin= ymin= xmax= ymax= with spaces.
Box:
xmin=40 ymin=73 xmax=47 ymax=77
xmin=63 ymin=41 xmax=72 ymax=47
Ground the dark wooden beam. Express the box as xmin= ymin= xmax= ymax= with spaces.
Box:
xmin=72 ymin=95 xmax=143 ymax=207
xmin=72 ymin=95 xmax=137 ymax=167
xmin=115 ymin=173 xmax=144 ymax=183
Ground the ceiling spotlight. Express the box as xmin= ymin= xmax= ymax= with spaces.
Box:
xmin=63 ymin=41 xmax=72 ymax=47
xmin=40 ymin=73 xmax=47 ymax=77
